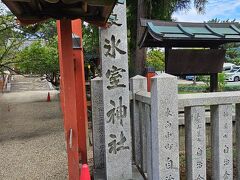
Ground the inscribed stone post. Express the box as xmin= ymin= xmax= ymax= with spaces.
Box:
xmin=211 ymin=104 xmax=233 ymax=180
xmin=151 ymin=74 xmax=180 ymax=180
xmin=100 ymin=1 xmax=132 ymax=179
xmin=236 ymin=104 xmax=240 ymax=179
xmin=185 ymin=106 xmax=206 ymax=180
xmin=130 ymin=75 xmax=147 ymax=166
xmin=91 ymin=77 xmax=105 ymax=169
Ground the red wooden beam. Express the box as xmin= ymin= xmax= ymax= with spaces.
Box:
xmin=57 ymin=19 xmax=80 ymax=179
xmin=146 ymin=72 xmax=156 ymax=92
xmin=71 ymin=19 xmax=88 ymax=164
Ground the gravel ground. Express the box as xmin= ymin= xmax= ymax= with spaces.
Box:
xmin=10 ymin=75 xmax=51 ymax=92
xmin=0 ymin=91 xmax=68 ymax=180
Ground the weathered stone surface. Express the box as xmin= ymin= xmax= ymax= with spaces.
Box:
xmin=236 ymin=104 xmax=240 ymax=180
xmin=178 ymin=91 xmax=240 ymax=108
xmin=211 ymin=104 xmax=233 ymax=180
xmin=91 ymin=77 xmax=105 ymax=169
xmin=130 ymin=75 xmax=147 ymax=166
xmin=139 ymin=102 xmax=147 ymax=173
xmin=150 ymin=73 xmax=180 ymax=180
xmin=100 ymin=1 xmax=132 ymax=179
xmin=94 ymin=165 xmax=144 ymax=180
xmin=185 ymin=106 xmax=206 ymax=180
xmin=145 ymin=104 xmax=152 ymax=180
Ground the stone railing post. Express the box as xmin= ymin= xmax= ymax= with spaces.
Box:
xmin=150 ymin=73 xmax=179 ymax=180
xmin=236 ymin=104 xmax=240 ymax=179
xmin=91 ymin=77 xmax=105 ymax=169
xmin=130 ymin=75 xmax=147 ymax=166
xmin=211 ymin=104 xmax=233 ymax=180
xmin=185 ymin=106 xmax=206 ymax=180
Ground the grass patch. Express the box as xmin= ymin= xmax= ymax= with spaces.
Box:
xmin=178 ymin=84 xmax=240 ymax=94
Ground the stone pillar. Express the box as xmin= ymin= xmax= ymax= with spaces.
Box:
xmin=139 ymin=102 xmax=147 ymax=173
xmin=130 ymin=75 xmax=147 ymax=166
xmin=151 ymin=73 xmax=180 ymax=180
xmin=211 ymin=104 xmax=233 ymax=180
xmin=185 ymin=106 xmax=206 ymax=180
xmin=91 ymin=77 xmax=105 ymax=169
xmin=236 ymin=104 xmax=240 ymax=179
xmin=100 ymin=1 xmax=132 ymax=179
xmin=145 ymin=104 xmax=152 ymax=180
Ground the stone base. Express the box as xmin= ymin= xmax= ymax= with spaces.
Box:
xmin=94 ymin=165 xmax=144 ymax=180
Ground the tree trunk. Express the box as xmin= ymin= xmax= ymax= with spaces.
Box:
xmin=131 ymin=0 xmax=147 ymax=76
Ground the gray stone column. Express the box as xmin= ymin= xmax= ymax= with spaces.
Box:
xmin=145 ymin=104 xmax=152 ymax=180
xmin=211 ymin=104 xmax=233 ymax=180
xmin=91 ymin=77 xmax=105 ymax=169
xmin=140 ymin=102 xmax=147 ymax=173
xmin=100 ymin=1 xmax=132 ymax=179
xmin=185 ymin=106 xmax=206 ymax=180
xmin=236 ymin=104 xmax=240 ymax=179
xmin=151 ymin=73 xmax=180 ymax=180
xmin=130 ymin=75 xmax=147 ymax=166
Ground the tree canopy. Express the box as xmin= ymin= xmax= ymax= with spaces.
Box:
xmin=146 ymin=50 xmax=165 ymax=71
xmin=0 ymin=0 xmax=210 ymax=81
xmin=208 ymin=18 xmax=240 ymax=65
xmin=0 ymin=12 xmax=24 ymax=74
xmin=0 ymin=3 xmax=59 ymax=84
xmin=16 ymin=39 xmax=59 ymax=85
xmin=128 ymin=0 xmax=208 ymax=76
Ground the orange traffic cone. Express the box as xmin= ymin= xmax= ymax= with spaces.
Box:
xmin=80 ymin=164 xmax=91 ymax=180
xmin=47 ymin=92 xmax=51 ymax=102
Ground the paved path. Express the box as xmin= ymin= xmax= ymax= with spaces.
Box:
xmin=11 ymin=75 xmax=51 ymax=92
xmin=0 ymin=76 xmax=68 ymax=179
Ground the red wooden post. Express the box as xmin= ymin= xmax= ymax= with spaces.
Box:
xmin=71 ymin=19 xmax=88 ymax=164
xmin=146 ymin=67 xmax=156 ymax=92
xmin=146 ymin=72 xmax=156 ymax=92
xmin=57 ymin=19 xmax=80 ymax=179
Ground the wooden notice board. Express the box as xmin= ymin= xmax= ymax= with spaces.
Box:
xmin=166 ymin=49 xmax=226 ymax=75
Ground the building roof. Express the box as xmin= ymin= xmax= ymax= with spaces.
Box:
xmin=3 ymin=0 xmax=118 ymax=26
xmin=140 ymin=18 xmax=240 ymax=48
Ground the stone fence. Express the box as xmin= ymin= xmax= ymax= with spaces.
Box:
xmin=91 ymin=73 xmax=240 ymax=179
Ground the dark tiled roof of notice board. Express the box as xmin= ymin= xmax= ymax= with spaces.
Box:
xmin=140 ymin=18 xmax=240 ymax=48
xmin=3 ymin=0 xmax=118 ymax=26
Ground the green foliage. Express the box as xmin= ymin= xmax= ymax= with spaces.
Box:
xmin=21 ymin=20 xmax=57 ymax=41
xmin=196 ymin=73 xmax=226 ymax=92
xmin=0 ymin=8 xmax=59 ymax=84
xmin=224 ymin=85 xmax=240 ymax=91
xmin=82 ymin=24 xmax=99 ymax=54
xmin=225 ymin=48 xmax=240 ymax=65
xmin=197 ymin=75 xmax=210 ymax=86
xmin=218 ymin=73 xmax=226 ymax=91
xmin=178 ymin=84 xmax=207 ymax=93
xmin=16 ymin=39 xmax=59 ymax=85
xmin=146 ymin=50 xmax=165 ymax=71
xmin=179 ymin=83 xmax=240 ymax=93
xmin=127 ymin=0 xmax=208 ymax=75
xmin=208 ymin=19 xmax=240 ymax=65
xmin=0 ymin=13 xmax=25 ymax=73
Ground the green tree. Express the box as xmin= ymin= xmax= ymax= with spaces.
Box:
xmin=0 ymin=2 xmax=59 ymax=83
xmin=146 ymin=50 xmax=165 ymax=71
xmin=82 ymin=24 xmax=99 ymax=54
xmin=208 ymin=18 xmax=240 ymax=65
xmin=127 ymin=0 xmax=208 ymax=76
xmin=16 ymin=39 xmax=59 ymax=86
xmin=0 ymin=12 xmax=25 ymax=75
